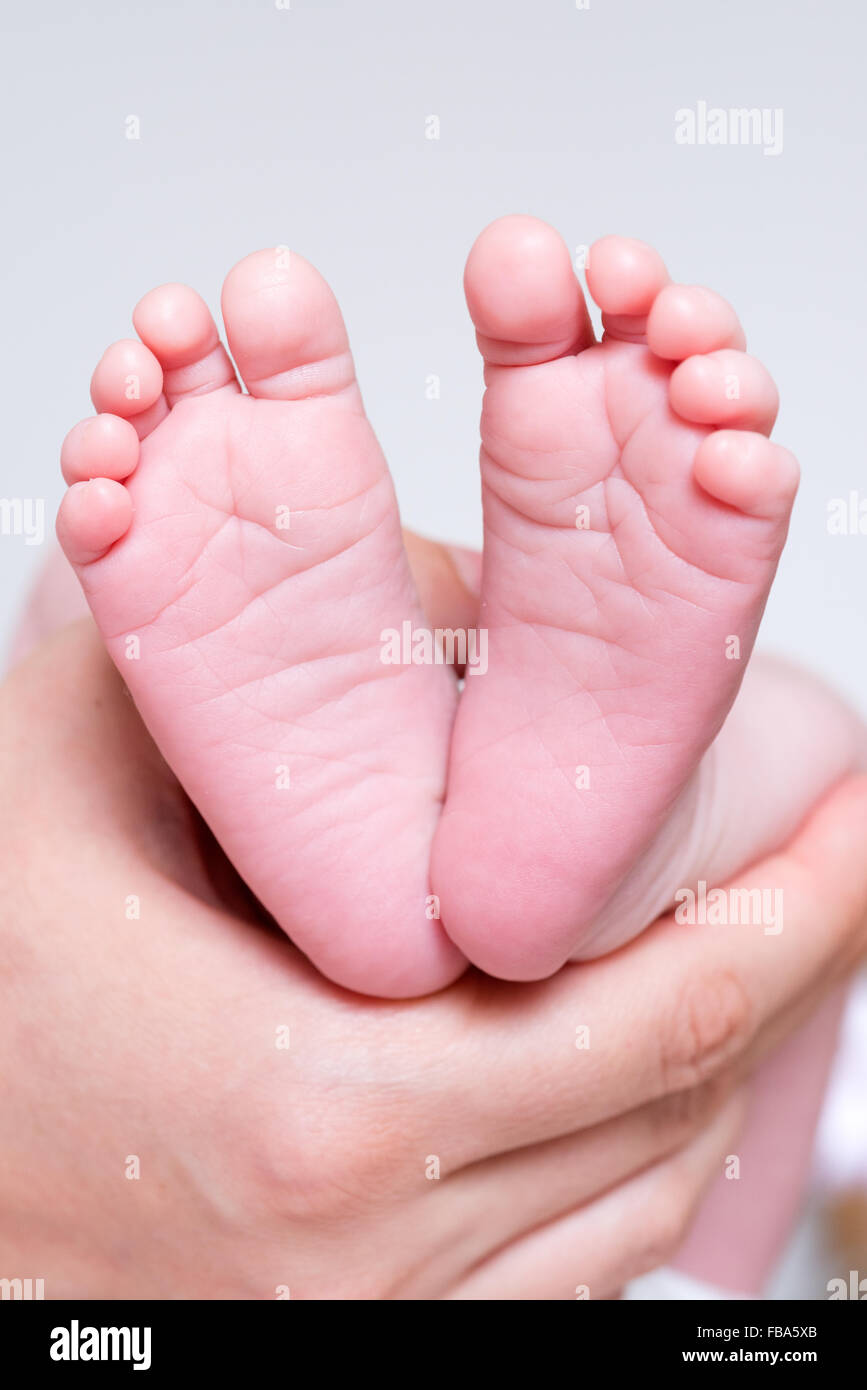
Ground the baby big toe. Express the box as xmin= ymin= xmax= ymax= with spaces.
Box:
xmin=220 ymin=247 xmax=357 ymax=400
xmin=463 ymin=214 xmax=593 ymax=366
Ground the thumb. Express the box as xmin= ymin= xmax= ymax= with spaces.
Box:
xmin=403 ymin=529 xmax=481 ymax=634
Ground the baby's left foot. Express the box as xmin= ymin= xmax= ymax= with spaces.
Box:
xmin=432 ymin=217 xmax=799 ymax=979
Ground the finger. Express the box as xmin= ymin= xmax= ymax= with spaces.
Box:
xmin=434 ymin=775 xmax=867 ymax=1165
xmin=398 ymin=1079 xmax=732 ymax=1298
xmin=403 ymin=529 xmax=481 ymax=636
xmin=446 ymin=1093 xmax=745 ymax=1299
xmin=674 ymin=987 xmax=846 ymax=1294
xmin=6 ymin=549 xmax=91 ymax=671
xmin=2 ymin=619 xmax=285 ymax=926
xmin=0 ymin=621 xmax=211 ymax=897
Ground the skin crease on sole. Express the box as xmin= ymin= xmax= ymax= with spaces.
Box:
xmin=429 ymin=217 xmax=863 ymax=979
xmin=58 ymin=220 xmax=862 ymax=997
xmin=58 ymin=249 xmax=465 ymax=998
xmin=51 ymin=217 xmax=864 ymax=1304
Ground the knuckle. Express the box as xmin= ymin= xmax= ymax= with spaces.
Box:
xmin=249 ymin=1083 xmax=417 ymax=1224
xmin=659 ymin=969 xmax=753 ymax=1095
xmin=833 ymin=888 xmax=867 ymax=978
xmin=658 ymin=1074 xmax=731 ymax=1139
xmin=637 ymin=1182 xmax=694 ymax=1273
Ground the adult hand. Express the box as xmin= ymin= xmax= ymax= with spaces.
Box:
xmin=1 ymin=617 xmax=866 ymax=1298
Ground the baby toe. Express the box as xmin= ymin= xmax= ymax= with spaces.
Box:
xmin=60 ymin=414 xmax=140 ymax=485
xmin=647 ymin=285 xmax=746 ymax=360
xmin=693 ymin=429 xmax=799 ymax=520
xmin=669 ymin=350 xmax=779 ymax=434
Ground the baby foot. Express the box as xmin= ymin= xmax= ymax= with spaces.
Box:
xmin=432 ymin=216 xmax=799 ymax=980
xmin=57 ymin=250 xmax=463 ymax=996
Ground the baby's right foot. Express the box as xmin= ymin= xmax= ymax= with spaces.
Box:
xmin=431 ymin=217 xmax=800 ymax=979
xmin=57 ymin=251 xmax=463 ymax=997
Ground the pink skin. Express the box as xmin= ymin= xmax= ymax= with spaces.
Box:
xmin=427 ymin=219 xmax=851 ymax=979
xmin=17 ymin=559 xmax=852 ymax=1298
xmin=56 ymin=220 xmax=863 ymax=1295
xmin=675 ymin=987 xmax=846 ymax=1293
xmin=58 ymin=253 xmax=463 ymax=997
xmin=57 ymin=221 xmax=862 ymax=993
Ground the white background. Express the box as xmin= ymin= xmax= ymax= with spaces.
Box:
xmin=1 ymin=0 xmax=865 ymax=717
